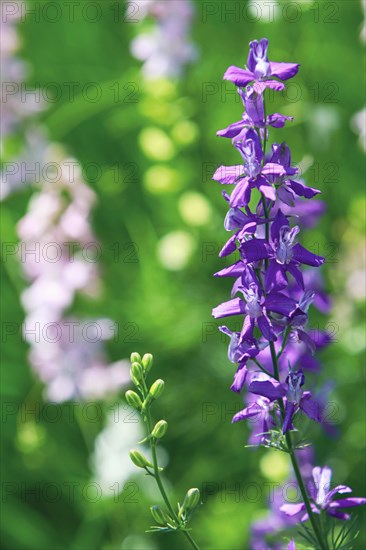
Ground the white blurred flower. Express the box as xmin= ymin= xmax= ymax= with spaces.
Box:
xmin=91 ymin=405 xmax=144 ymax=496
xmin=157 ymin=230 xmax=195 ymax=270
xmin=350 ymin=107 xmax=366 ymax=152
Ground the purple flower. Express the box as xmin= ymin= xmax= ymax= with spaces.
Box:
xmin=219 ymin=325 xmax=261 ymax=392
xmin=247 ymin=370 xmax=321 ymax=433
xmin=240 ymin=210 xmax=324 ymax=291
xmin=267 ymin=143 xmax=321 ymax=206
xmin=281 ymin=466 xmax=366 ymax=521
xmin=219 ymin=191 xmax=267 ymax=257
xmin=212 ymin=129 xmax=285 ymax=207
xmin=232 ymin=394 xmax=277 ymax=441
xmin=286 ymin=269 xmax=332 ymax=315
xmin=223 ymin=38 xmax=299 ymax=89
xmin=212 ymin=268 xmax=297 ymax=343
xmin=267 ymin=197 xmax=326 ymax=229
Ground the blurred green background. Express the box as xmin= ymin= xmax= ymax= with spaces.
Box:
xmin=1 ymin=1 xmax=365 ymax=549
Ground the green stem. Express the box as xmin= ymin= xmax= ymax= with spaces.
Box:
xmin=261 ymin=195 xmax=270 ymax=271
xmin=146 ymin=411 xmax=176 ymax=518
xmin=252 ymin=358 xmax=272 ymax=377
xmin=144 ymin=395 xmax=201 ymax=550
xmin=277 ymin=326 xmax=290 ymax=361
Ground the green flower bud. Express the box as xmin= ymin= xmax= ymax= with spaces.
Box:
xmin=131 ymin=362 xmax=144 ymax=384
xmin=130 ymin=372 xmax=140 ymax=386
xmin=125 ymin=390 xmax=142 ymax=410
xmin=130 ymin=352 xmax=141 ymax=364
xmin=150 ymin=505 xmax=171 ymax=526
xmin=149 ymin=379 xmax=165 ymax=399
xmin=151 ymin=420 xmax=168 ymax=439
xmin=182 ymin=488 xmax=201 ymax=513
xmin=129 ymin=449 xmax=153 ymax=469
xmin=142 ymin=353 xmax=153 ymax=373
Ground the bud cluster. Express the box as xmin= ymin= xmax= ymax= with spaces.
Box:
xmin=126 ymin=352 xmax=201 ymax=543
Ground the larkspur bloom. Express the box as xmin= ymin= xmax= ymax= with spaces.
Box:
xmin=281 ymin=466 xmax=366 ymax=521
xmin=240 ymin=370 xmax=321 ymax=433
xmin=232 ymin=391 xmax=277 ymax=441
xmin=223 ymin=38 xmax=299 ymax=90
xmin=212 ymin=129 xmax=286 ymax=207
xmin=218 ymin=190 xmax=268 ymax=257
xmin=266 ymin=143 xmax=321 ymax=206
xmin=240 ymin=209 xmax=325 ymax=292
xmin=213 ymin=267 xmax=297 ymax=343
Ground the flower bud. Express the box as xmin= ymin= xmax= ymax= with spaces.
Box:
xmin=142 ymin=353 xmax=153 ymax=373
xmin=150 ymin=505 xmax=171 ymax=526
xmin=149 ymin=379 xmax=165 ymax=399
xmin=151 ymin=420 xmax=168 ymax=439
xmin=182 ymin=488 xmax=201 ymax=513
xmin=125 ymin=390 xmax=142 ymax=410
xmin=131 ymin=362 xmax=144 ymax=384
xmin=130 ymin=352 xmax=141 ymax=364
xmin=129 ymin=449 xmax=153 ymax=469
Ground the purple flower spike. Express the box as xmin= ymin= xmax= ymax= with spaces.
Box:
xmin=281 ymin=466 xmax=366 ymax=521
xmin=212 ymin=35 xmax=363 ymax=550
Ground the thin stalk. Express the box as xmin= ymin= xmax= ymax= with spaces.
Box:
xmin=143 ymin=389 xmax=200 ymax=550
xmin=277 ymin=326 xmax=290 ymax=361
xmin=252 ymin=358 xmax=272 ymax=377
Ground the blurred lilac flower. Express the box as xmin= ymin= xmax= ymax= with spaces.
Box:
xmin=17 ymin=145 xmax=129 ymax=402
xmin=251 ymin=447 xmax=314 ymax=546
xmin=264 ymin=197 xmax=326 ymax=230
xmin=0 ymin=1 xmax=44 ymax=199
xmin=128 ymin=0 xmax=196 ymax=79
xmin=29 ymin=319 xmax=130 ymax=402
xmin=281 ymin=466 xmax=366 ymax=521
xmin=286 ymin=269 xmax=332 ymax=315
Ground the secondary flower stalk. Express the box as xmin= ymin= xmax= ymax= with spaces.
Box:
xmin=127 ymin=352 xmax=201 ymax=550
